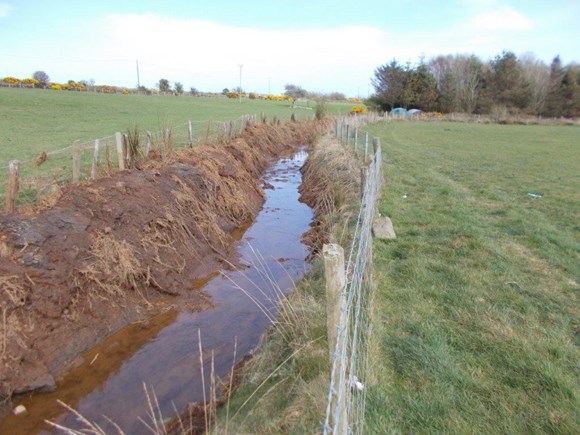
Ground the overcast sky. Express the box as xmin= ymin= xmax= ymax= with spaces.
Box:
xmin=0 ymin=0 xmax=578 ymax=96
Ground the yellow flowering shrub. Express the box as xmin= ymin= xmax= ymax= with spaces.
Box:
xmin=51 ymin=84 xmax=64 ymax=90
xmin=2 ymin=77 xmax=19 ymax=86
xmin=350 ymin=105 xmax=368 ymax=115
xmin=264 ymin=94 xmax=293 ymax=102
xmin=21 ymin=78 xmax=38 ymax=87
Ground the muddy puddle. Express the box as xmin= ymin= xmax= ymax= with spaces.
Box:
xmin=2 ymin=149 xmax=313 ymax=434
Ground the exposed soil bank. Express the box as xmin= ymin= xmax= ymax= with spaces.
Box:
xmin=0 ymin=120 xmax=324 ymax=403
xmin=1 ymin=148 xmax=314 ymax=434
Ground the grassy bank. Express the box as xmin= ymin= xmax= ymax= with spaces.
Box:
xmin=365 ymin=121 xmax=579 ymax=433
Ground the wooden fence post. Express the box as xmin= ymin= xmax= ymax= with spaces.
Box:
xmin=188 ymin=120 xmax=193 ymax=148
xmin=91 ymin=139 xmax=99 ymax=180
xmin=360 ymin=166 xmax=368 ymax=201
xmin=205 ymin=119 xmax=212 ymax=143
xmin=115 ymin=132 xmax=125 ymax=170
xmin=146 ymin=131 xmax=152 ymax=155
xmin=354 ymin=127 xmax=359 ymax=151
xmin=323 ymin=243 xmax=347 ymax=433
xmin=345 ymin=124 xmax=350 ymax=145
xmin=373 ymin=137 xmax=381 ymax=154
xmin=72 ymin=143 xmax=81 ymax=182
xmin=324 ymin=243 xmax=345 ymax=357
xmin=164 ymin=129 xmax=171 ymax=153
xmin=364 ymin=132 xmax=369 ymax=163
xmin=5 ymin=160 xmax=20 ymax=214
xmin=122 ymin=133 xmax=130 ymax=168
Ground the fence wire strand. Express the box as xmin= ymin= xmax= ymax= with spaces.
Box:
xmin=323 ymin=115 xmax=382 ymax=434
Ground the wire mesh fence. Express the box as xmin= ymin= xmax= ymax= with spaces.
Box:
xmin=323 ymin=115 xmax=383 ymax=434
xmin=0 ymin=112 xmax=308 ymax=210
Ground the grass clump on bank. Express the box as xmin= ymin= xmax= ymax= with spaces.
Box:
xmin=364 ymin=121 xmax=579 ymax=433
xmin=213 ymin=135 xmax=361 ymax=433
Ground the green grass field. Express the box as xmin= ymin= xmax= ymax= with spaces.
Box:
xmin=0 ymin=87 xmax=338 ymax=165
xmin=0 ymin=88 xmax=352 ymax=204
xmin=365 ymin=121 xmax=579 ymax=433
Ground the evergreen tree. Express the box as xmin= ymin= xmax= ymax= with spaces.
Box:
xmin=372 ymin=59 xmax=408 ymax=110
xmin=488 ymin=51 xmax=531 ymax=110
xmin=544 ymin=56 xmax=566 ymax=116
xmin=402 ymin=63 xmax=437 ymax=110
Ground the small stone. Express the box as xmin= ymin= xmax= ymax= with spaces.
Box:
xmin=13 ymin=404 xmax=27 ymax=416
xmin=104 ymin=226 xmax=112 ymax=234
xmin=372 ymin=216 xmax=396 ymax=240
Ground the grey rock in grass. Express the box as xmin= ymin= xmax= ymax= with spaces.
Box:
xmin=373 ymin=216 xmax=396 ymax=239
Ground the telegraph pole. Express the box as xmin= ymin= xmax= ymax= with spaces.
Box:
xmin=238 ymin=64 xmax=243 ymax=103
xmin=136 ymin=60 xmax=141 ymax=89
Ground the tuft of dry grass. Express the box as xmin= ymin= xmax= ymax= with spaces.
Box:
xmin=300 ymin=134 xmax=360 ymax=253
xmin=80 ymin=233 xmax=148 ymax=299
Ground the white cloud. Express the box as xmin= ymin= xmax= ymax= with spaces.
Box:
xmin=89 ymin=14 xmax=388 ymax=94
xmin=0 ymin=2 xmax=12 ymax=17
xmin=467 ymin=6 xmax=533 ymax=31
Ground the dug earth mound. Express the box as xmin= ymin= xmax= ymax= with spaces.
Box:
xmin=0 ymin=120 xmax=325 ymax=402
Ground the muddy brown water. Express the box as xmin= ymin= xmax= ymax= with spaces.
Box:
xmin=2 ymin=150 xmax=313 ymax=434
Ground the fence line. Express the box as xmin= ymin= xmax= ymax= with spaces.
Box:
xmin=323 ymin=115 xmax=383 ymax=434
xmin=0 ymin=112 xmax=309 ymax=211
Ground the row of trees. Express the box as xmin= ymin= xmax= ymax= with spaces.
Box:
xmin=371 ymin=52 xmax=580 ymax=117
xmin=156 ymin=79 xmax=196 ymax=95
xmin=283 ymin=84 xmax=354 ymax=102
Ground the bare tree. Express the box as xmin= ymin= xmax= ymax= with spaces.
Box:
xmin=284 ymin=83 xmax=308 ymax=99
xmin=429 ymin=55 xmax=483 ymax=113
xmin=32 ymin=70 xmax=50 ymax=88
xmin=456 ymin=55 xmax=483 ymax=114
xmin=520 ymin=53 xmax=550 ymax=115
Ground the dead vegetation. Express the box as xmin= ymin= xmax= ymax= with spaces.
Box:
xmin=300 ymin=134 xmax=361 ymax=254
xmin=0 ymin=120 xmax=325 ymax=402
xmin=79 ymin=234 xmax=149 ymax=299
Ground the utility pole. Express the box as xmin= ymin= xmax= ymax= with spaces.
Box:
xmin=238 ymin=64 xmax=243 ymax=103
xmin=136 ymin=60 xmax=140 ymax=89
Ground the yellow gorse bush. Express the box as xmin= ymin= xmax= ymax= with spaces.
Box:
xmin=21 ymin=78 xmax=39 ymax=87
xmin=350 ymin=105 xmax=368 ymax=115
xmin=264 ymin=94 xmax=293 ymax=102
xmin=2 ymin=76 xmax=20 ymax=86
